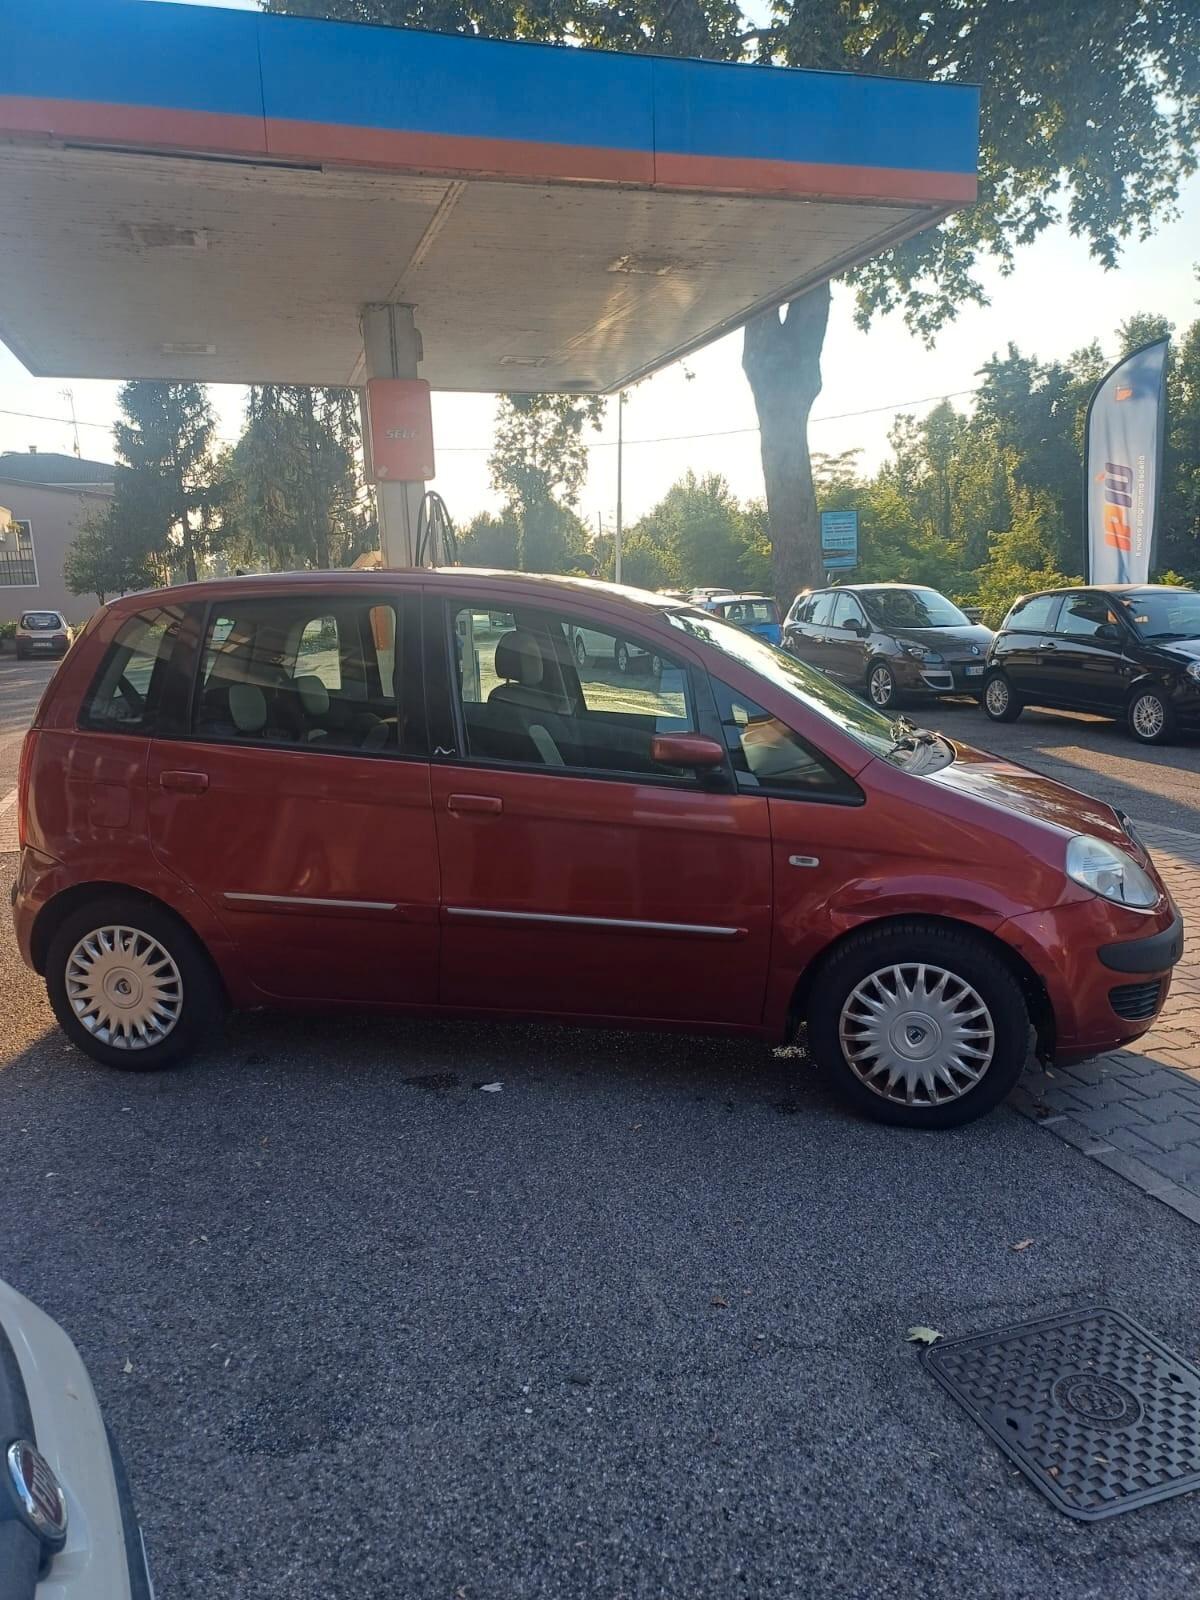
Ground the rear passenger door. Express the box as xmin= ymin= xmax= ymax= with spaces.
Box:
xmin=147 ymin=589 xmax=441 ymax=1006
xmin=788 ymin=590 xmax=836 ymax=670
xmin=427 ymin=596 xmax=772 ymax=1026
xmin=996 ymin=593 xmax=1063 ymax=700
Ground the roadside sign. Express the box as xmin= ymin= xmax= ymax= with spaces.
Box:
xmin=821 ymin=509 xmax=858 ymax=570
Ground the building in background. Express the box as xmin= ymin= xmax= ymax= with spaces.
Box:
xmin=0 ymin=448 xmax=114 ymax=622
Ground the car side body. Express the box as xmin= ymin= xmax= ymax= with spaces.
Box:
xmin=11 ymin=569 xmax=1182 ymax=1127
xmin=783 ymin=583 xmax=994 ymax=711
xmin=983 ymin=584 xmax=1200 ymax=744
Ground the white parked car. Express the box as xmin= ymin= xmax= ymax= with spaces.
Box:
xmin=0 ymin=1276 xmax=152 ymax=1597
xmin=569 ymin=624 xmax=664 ymax=675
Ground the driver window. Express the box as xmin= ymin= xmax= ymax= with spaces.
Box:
xmin=1058 ymin=594 xmax=1119 ymax=639
xmin=830 ymin=594 xmax=862 ymax=630
xmin=710 ymin=678 xmax=858 ymax=798
xmin=450 ymin=603 xmax=695 ymax=776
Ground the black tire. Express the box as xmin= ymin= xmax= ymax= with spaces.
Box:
xmin=46 ymin=896 xmax=226 ymax=1071
xmin=805 ymin=920 xmax=1029 ymax=1129
xmin=649 ymin=652 xmax=665 ymax=678
xmin=866 ymin=660 xmax=899 ymax=711
xmin=983 ymin=669 xmax=1023 ymax=722
xmin=1127 ymin=685 xmax=1175 ymax=745
xmin=614 ymin=641 xmax=631 ymax=674
xmin=573 ymin=633 xmax=588 ymax=668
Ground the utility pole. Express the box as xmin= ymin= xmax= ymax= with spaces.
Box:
xmin=615 ymin=390 xmax=625 ymax=585
xmin=60 ymin=388 xmax=80 ymax=457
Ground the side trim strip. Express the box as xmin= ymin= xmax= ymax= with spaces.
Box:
xmin=446 ymin=906 xmax=742 ymax=937
xmin=223 ymin=891 xmax=397 ymax=911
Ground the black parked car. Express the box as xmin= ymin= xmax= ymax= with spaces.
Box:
xmin=782 ymin=583 xmax=994 ymax=710
xmin=983 ymin=585 xmax=1200 ymax=744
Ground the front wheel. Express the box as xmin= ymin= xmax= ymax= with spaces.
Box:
xmin=983 ymin=670 xmax=1023 ymax=722
xmin=573 ymin=634 xmax=588 ymax=668
xmin=46 ymin=897 xmax=225 ymax=1070
xmin=1127 ymin=686 xmax=1175 ymax=745
xmin=806 ymin=921 xmax=1029 ymax=1128
xmin=614 ymin=641 xmax=631 ymax=674
xmin=866 ymin=661 xmax=898 ymax=710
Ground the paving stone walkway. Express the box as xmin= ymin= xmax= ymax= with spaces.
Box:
xmin=1014 ymin=820 xmax=1200 ymax=1224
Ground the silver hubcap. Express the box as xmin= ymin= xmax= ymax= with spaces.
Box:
xmin=65 ymin=925 xmax=184 ymax=1050
xmin=1131 ymin=694 xmax=1165 ymax=739
xmin=869 ymin=667 xmax=893 ymax=706
xmin=839 ymin=962 xmax=995 ymax=1107
xmin=986 ymin=677 xmax=1009 ymax=714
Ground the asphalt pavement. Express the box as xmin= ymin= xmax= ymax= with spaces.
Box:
xmin=4 ymin=657 xmax=1200 ymax=1597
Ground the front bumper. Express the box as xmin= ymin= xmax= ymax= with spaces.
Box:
xmin=893 ymin=657 xmax=988 ymax=695
xmin=0 ymin=1278 xmax=151 ymax=1599
xmin=999 ymin=894 xmax=1183 ymax=1062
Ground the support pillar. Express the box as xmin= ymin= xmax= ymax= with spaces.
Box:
xmin=360 ymin=303 xmax=427 ymax=568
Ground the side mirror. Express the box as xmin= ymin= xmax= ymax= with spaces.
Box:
xmin=1097 ymin=623 xmax=1122 ymax=642
xmin=651 ymin=732 xmax=726 ymax=768
xmin=841 ymin=617 xmax=863 ymax=633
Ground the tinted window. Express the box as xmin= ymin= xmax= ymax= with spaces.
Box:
xmin=81 ymin=606 xmax=183 ymax=733
xmin=451 ymin=603 xmax=696 ymax=778
xmin=807 ymin=592 xmax=836 ymax=626
xmin=1057 ymin=593 xmax=1120 ymax=639
xmin=194 ymin=595 xmax=402 ymax=754
xmin=786 ymin=596 xmax=811 ymax=624
xmin=719 ymin=599 xmax=779 ymax=624
xmin=712 ymin=679 xmax=858 ymax=799
xmin=1119 ymin=590 xmax=1200 ymax=640
xmin=20 ymin=611 xmax=62 ymax=629
xmin=860 ymin=588 xmax=969 ymax=629
xmin=1005 ymin=593 xmax=1061 ymax=632
xmin=830 ymin=593 xmax=864 ymax=628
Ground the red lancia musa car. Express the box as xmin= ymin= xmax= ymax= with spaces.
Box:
xmin=12 ymin=570 xmax=1183 ymax=1129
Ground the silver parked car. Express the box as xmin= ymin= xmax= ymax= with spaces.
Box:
xmin=0 ymin=1276 xmax=152 ymax=1597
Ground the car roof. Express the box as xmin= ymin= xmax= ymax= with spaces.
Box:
xmin=712 ymin=592 xmax=773 ymax=604
xmin=103 ymin=567 xmax=689 ymax=620
xmin=1026 ymin=583 xmax=1187 ymax=597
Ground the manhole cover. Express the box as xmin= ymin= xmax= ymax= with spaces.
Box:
xmin=923 ymin=1308 xmax=1200 ymax=1520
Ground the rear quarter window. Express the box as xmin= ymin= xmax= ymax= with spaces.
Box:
xmin=79 ymin=606 xmax=185 ymax=733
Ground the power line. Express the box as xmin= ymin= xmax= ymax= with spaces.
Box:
xmin=0 ymin=382 xmax=982 ymax=454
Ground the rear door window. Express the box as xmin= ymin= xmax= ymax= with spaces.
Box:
xmin=1005 ymin=593 xmax=1062 ymax=632
xmin=193 ymin=595 xmax=405 ymax=755
xmin=80 ymin=606 xmax=185 ymax=733
xmin=807 ymin=592 xmax=836 ymax=627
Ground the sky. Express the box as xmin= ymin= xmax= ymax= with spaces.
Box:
xmin=1 ymin=0 xmax=1196 ymax=535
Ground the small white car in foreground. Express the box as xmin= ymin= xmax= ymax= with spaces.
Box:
xmin=0 ymin=1277 xmax=152 ymax=1597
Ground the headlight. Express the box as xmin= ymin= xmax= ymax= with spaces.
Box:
xmin=1185 ymin=661 xmax=1200 ymax=683
xmin=902 ymin=643 xmax=943 ymax=663
xmin=1066 ymin=835 xmax=1159 ymax=908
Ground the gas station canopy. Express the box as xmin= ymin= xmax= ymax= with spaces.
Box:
xmin=0 ymin=0 xmax=978 ymax=396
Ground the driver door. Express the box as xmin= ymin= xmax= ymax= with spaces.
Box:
xmin=824 ymin=593 xmax=870 ymax=685
xmin=428 ymin=594 xmax=772 ymax=1026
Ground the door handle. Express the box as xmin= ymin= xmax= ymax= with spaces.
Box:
xmin=1041 ymin=642 xmax=1058 ymax=652
xmin=447 ymin=793 xmax=503 ymax=815
xmin=159 ymin=770 xmax=209 ymax=794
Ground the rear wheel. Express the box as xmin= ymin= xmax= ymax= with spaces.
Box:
xmin=806 ymin=921 xmax=1029 ymax=1128
xmin=1127 ymin=686 xmax=1175 ymax=745
xmin=573 ymin=633 xmax=588 ymax=667
xmin=983 ymin=670 xmax=1023 ymax=722
xmin=614 ymin=641 xmax=631 ymax=674
xmin=649 ymin=652 xmax=665 ymax=677
xmin=46 ymin=897 xmax=225 ymax=1070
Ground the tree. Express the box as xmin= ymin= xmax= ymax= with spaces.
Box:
xmin=488 ymin=393 xmax=602 ymax=571
xmin=268 ymin=0 xmax=1200 ymax=602
xmin=458 ymin=509 xmax=520 ymax=569
xmin=62 ymin=500 xmax=158 ymax=604
xmin=112 ymin=381 xmax=218 ymax=582
xmin=223 ymin=386 xmax=371 ymax=570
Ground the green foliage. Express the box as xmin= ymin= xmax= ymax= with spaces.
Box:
xmin=221 ymin=386 xmax=371 ymax=571
xmin=62 ymin=501 xmax=159 ymax=603
xmin=112 ymin=381 xmax=218 ymax=583
xmin=459 ymin=509 xmax=520 ymax=569
xmin=488 ymin=394 xmax=603 ymax=572
xmin=0 ymin=620 xmax=16 ymax=643
xmin=966 ymin=491 xmax=1081 ymax=628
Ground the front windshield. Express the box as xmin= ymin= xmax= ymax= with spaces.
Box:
xmin=667 ymin=609 xmax=896 ymax=759
xmin=1120 ymin=590 xmax=1200 ymax=640
xmin=861 ymin=589 xmax=969 ymax=630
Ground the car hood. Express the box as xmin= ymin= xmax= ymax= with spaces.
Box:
xmin=880 ymin=623 xmax=994 ymax=653
xmin=1149 ymin=636 xmax=1200 ymax=663
xmin=926 ymin=740 xmax=1133 ymax=850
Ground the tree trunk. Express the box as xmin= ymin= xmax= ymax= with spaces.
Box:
xmin=742 ymin=282 xmax=831 ymax=605
xmin=178 ymin=489 xmax=198 ymax=583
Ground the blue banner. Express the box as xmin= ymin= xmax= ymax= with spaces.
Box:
xmin=821 ymin=509 xmax=859 ymax=570
xmin=1085 ymin=339 xmax=1169 ymax=584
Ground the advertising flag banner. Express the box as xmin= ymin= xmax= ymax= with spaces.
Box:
xmin=1085 ymin=340 xmax=1169 ymax=584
